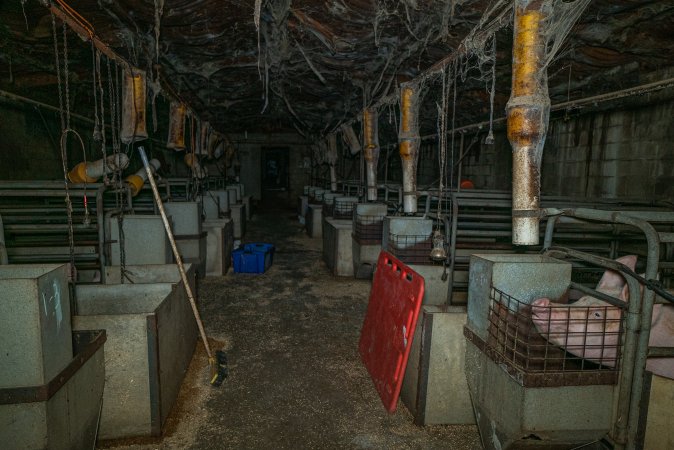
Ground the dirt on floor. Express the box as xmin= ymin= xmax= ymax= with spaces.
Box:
xmin=99 ymin=205 xmax=482 ymax=450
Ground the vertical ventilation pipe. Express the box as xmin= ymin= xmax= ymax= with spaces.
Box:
xmin=507 ymin=0 xmax=550 ymax=245
xmin=167 ymin=102 xmax=187 ymax=150
xmin=198 ymin=122 xmax=211 ymax=156
xmin=341 ymin=124 xmax=361 ymax=155
xmin=121 ymin=67 xmax=148 ymax=144
xmin=68 ymin=154 xmax=130 ymax=183
xmin=326 ymin=134 xmax=338 ymax=192
xmin=399 ymin=83 xmax=420 ymax=214
xmin=125 ymin=159 xmax=161 ymax=196
xmin=363 ymin=107 xmax=380 ymax=202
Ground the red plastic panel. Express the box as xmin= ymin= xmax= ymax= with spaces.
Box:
xmin=359 ymin=250 xmax=425 ymax=413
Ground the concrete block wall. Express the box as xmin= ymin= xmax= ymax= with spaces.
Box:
xmin=0 ymin=106 xmax=78 ymax=180
xmin=460 ymin=98 xmax=674 ymax=200
xmin=459 ymin=132 xmax=511 ymax=191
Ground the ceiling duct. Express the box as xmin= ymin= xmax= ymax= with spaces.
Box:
xmin=363 ymin=107 xmax=380 ymax=202
xmin=120 ymin=67 xmax=148 ymax=144
xmin=341 ymin=124 xmax=361 ymax=155
xmin=167 ymin=102 xmax=187 ymax=150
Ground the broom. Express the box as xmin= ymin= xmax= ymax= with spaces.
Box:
xmin=138 ymin=146 xmax=227 ymax=386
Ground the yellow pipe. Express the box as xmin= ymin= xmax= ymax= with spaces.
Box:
xmin=68 ymin=162 xmax=98 ymax=183
xmin=399 ymin=84 xmax=420 ymax=213
xmin=125 ymin=158 xmax=160 ymax=196
xmin=67 ymin=154 xmax=129 ymax=183
xmin=125 ymin=174 xmax=145 ymax=196
xmin=121 ymin=68 xmax=148 ymax=144
xmin=363 ymin=107 xmax=380 ymax=202
xmin=511 ymin=10 xmax=543 ymax=99
xmin=167 ymin=102 xmax=187 ymax=150
xmin=507 ymin=2 xmax=550 ymax=245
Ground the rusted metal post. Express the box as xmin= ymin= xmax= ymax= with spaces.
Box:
xmin=363 ymin=108 xmax=380 ymax=202
xmin=399 ymin=83 xmax=421 ymax=214
xmin=507 ymin=0 xmax=550 ymax=245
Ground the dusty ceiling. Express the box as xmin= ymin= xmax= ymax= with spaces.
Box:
xmin=0 ymin=0 xmax=673 ymax=140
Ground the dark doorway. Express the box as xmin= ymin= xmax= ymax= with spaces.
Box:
xmin=261 ymin=147 xmax=290 ymax=206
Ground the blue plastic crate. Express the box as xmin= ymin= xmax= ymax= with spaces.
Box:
xmin=232 ymin=249 xmax=267 ymax=273
xmin=244 ymin=243 xmax=275 ymax=271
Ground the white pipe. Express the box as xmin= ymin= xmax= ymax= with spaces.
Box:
xmin=68 ymin=153 xmax=130 ymax=183
xmin=87 ymin=154 xmax=129 ymax=178
xmin=125 ymin=158 xmax=160 ymax=196
xmin=399 ymin=84 xmax=420 ymax=214
xmin=341 ymin=124 xmax=361 ymax=155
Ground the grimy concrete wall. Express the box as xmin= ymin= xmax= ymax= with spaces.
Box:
xmin=228 ymin=132 xmax=312 ymax=202
xmin=460 ymin=99 xmax=674 ymax=200
xmin=0 ymin=105 xmax=79 ymax=180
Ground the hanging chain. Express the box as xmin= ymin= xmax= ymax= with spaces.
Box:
xmin=486 ymin=33 xmax=496 ymax=144
xmin=115 ymin=63 xmax=122 ymax=154
xmin=52 ymin=13 xmax=76 ymax=281
xmin=449 ymin=61 xmax=458 ymax=196
xmin=97 ymin=51 xmax=108 ymax=184
xmin=63 ymin=22 xmax=71 ymax=129
xmin=51 ymin=12 xmax=65 ymax=131
xmin=107 ymin=59 xmax=116 ymax=155
xmin=437 ymin=66 xmax=448 ymax=222
xmin=91 ymin=42 xmax=101 ymax=142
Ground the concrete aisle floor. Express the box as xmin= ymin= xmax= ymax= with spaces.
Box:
xmin=102 ymin=204 xmax=481 ymax=450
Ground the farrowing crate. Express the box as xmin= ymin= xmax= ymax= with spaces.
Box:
xmin=334 ymin=198 xmax=357 ymax=220
xmin=466 ymin=287 xmax=624 ymax=387
xmin=387 ymin=233 xmax=440 ymax=266
xmin=353 ymin=214 xmax=385 ymax=245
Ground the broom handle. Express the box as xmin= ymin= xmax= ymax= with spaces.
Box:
xmin=138 ymin=146 xmax=213 ymax=360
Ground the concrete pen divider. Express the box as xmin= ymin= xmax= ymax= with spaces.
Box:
xmin=73 ymin=267 xmax=198 ymax=440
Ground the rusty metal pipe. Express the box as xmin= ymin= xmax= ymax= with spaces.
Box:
xmin=363 ymin=108 xmax=380 ymax=201
xmin=399 ymin=84 xmax=420 ymax=213
xmin=167 ymin=102 xmax=187 ymax=150
xmin=507 ymin=1 xmax=550 ymax=245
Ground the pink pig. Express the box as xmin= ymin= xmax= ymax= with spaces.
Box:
xmin=531 ymin=255 xmax=674 ymax=379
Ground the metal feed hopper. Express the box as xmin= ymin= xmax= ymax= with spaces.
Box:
xmin=464 ymin=254 xmax=620 ymax=449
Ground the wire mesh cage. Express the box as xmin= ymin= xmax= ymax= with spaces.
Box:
xmin=481 ymin=287 xmax=623 ymax=386
xmin=387 ymin=233 xmax=439 ymax=265
xmin=353 ymin=214 xmax=385 ymax=244
xmin=313 ymin=190 xmax=325 ymax=202
xmin=334 ymin=199 xmax=357 ymax=220
xmin=322 ymin=199 xmax=335 ymax=218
